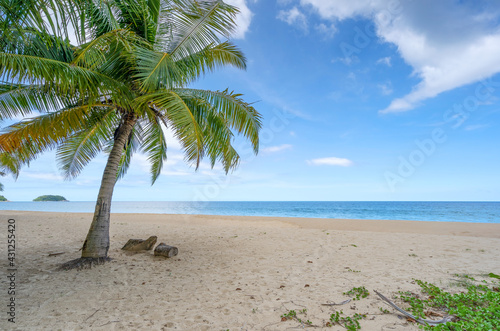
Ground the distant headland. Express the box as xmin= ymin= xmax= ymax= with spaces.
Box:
xmin=33 ymin=195 xmax=68 ymax=202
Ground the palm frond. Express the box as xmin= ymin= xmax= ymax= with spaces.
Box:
xmin=135 ymin=40 xmax=245 ymax=91
xmin=57 ymin=106 xmax=119 ymax=179
xmin=0 ymin=52 xmax=132 ymax=107
xmin=182 ymin=96 xmax=240 ymax=172
xmin=165 ymin=0 xmax=239 ymax=60
xmin=111 ymin=0 xmax=161 ymax=43
xmin=72 ymin=28 xmax=148 ymax=83
xmin=0 ymin=83 xmax=70 ymax=120
xmin=115 ymin=121 xmax=142 ymax=180
xmin=0 ymin=152 xmax=21 ymax=179
xmin=175 ymin=88 xmax=261 ymax=153
xmin=1 ymin=0 xmax=82 ymax=46
xmin=134 ymin=47 xmax=186 ymax=91
xmin=79 ymin=0 xmax=121 ymax=39
xmin=140 ymin=109 xmax=167 ymax=183
xmin=0 ymin=103 xmax=114 ymax=163
xmin=135 ymin=89 xmax=204 ymax=167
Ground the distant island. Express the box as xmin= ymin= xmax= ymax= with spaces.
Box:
xmin=0 ymin=195 xmax=7 ymax=202
xmin=33 ymin=195 xmax=68 ymax=202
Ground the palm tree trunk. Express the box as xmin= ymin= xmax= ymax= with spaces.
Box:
xmin=81 ymin=112 xmax=137 ymax=258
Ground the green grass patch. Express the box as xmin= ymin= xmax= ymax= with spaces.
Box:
xmin=399 ymin=277 xmax=500 ymax=330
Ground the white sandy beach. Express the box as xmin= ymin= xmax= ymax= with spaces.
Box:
xmin=1 ymin=211 xmax=500 ymax=330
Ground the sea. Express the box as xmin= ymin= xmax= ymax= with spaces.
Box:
xmin=1 ymin=201 xmax=499 ymax=223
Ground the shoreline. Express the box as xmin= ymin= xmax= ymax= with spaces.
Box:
xmin=4 ymin=210 xmax=500 ymax=238
xmin=3 ymin=211 xmax=500 ymax=330
xmin=2 ymin=200 xmax=500 ymax=224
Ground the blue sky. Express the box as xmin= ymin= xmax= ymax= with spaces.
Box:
xmin=2 ymin=0 xmax=500 ymax=201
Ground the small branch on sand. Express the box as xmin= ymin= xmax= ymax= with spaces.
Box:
xmin=84 ymin=309 xmax=100 ymax=322
xmin=374 ymin=290 xmax=457 ymax=326
xmin=48 ymin=252 xmax=65 ymax=257
xmin=97 ymin=320 xmax=120 ymax=327
xmin=321 ymin=299 xmax=351 ymax=306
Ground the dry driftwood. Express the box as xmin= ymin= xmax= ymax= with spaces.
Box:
xmin=121 ymin=236 xmax=157 ymax=251
xmin=374 ymin=290 xmax=457 ymax=326
xmin=154 ymin=243 xmax=178 ymax=258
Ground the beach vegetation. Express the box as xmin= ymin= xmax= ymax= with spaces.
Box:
xmin=344 ymin=286 xmax=369 ymax=300
xmin=0 ymin=0 xmax=261 ymax=269
xmin=379 ymin=307 xmax=390 ymax=314
xmin=280 ymin=309 xmax=313 ymax=325
xmin=0 ymin=195 xmax=7 ymax=201
xmin=33 ymin=195 xmax=68 ymax=201
xmin=329 ymin=311 xmax=366 ymax=331
xmin=398 ymin=277 xmax=500 ymax=330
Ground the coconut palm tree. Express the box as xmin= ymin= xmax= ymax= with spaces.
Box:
xmin=0 ymin=0 xmax=261 ymax=269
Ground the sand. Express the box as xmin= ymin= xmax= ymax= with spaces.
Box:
xmin=1 ymin=211 xmax=499 ymax=330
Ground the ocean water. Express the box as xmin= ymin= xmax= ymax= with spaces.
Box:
xmin=1 ymin=201 xmax=499 ymax=223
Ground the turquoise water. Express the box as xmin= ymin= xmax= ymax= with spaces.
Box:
xmin=1 ymin=201 xmax=499 ymax=223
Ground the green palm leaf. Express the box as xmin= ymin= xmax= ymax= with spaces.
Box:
xmin=115 ymin=122 xmax=142 ymax=180
xmin=0 ymin=104 xmax=114 ymax=163
xmin=0 ymin=52 xmax=131 ymax=106
xmin=57 ymin=107 xmax=119 ymax=179
xmin=140 ymin=110 xmax=167 ymax=183
xmin=176 ymin=88 xmax=261 ymax=153
xmin=135 ymin=40 xmax=245 ymax=92
xmin=136 ymin=89 xmax=205 ymax=167
xmin=166 ymin=0 xmax=238 ymax=60
xmin=0 ymin=83 xmax=70 ymax=120
xmin=79 ymin=0 xmax=121 ymax=39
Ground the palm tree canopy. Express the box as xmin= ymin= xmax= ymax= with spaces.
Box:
xmin=0 ymin=0 xmax=262 ymax=184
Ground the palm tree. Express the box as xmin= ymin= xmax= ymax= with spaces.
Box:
xmin=0 ymin=0 xmax=261 ymax=269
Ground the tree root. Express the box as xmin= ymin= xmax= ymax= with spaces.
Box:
xmin=58 ymin=257 xmax=112 ymax=271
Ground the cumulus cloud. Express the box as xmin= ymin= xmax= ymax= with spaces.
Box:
xmin=225 ymin=0 xmax=254 ymax=39
xmin=307 ymin=157 xmax=353 ymax=167
xmin=262 ymin=144 xmax=293 ymax=153
xmin=277 ymin=7 xmax=308 ymax=32
xmin=299 ymin=0 xmax=500 ymax=113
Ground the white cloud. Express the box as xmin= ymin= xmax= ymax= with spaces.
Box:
xmin=332 ymin=56 xmax=358 ymax=66
xmin=315 ymin=23 xmax=337 ymax=38
xmin=299 ymin=0 xmax=500 ymax=113
xmin=464 ymin=124 xmax=490 ymax=131
xmin=225 ymin=0 xmax=254 ymax=39
xmin=300 ymin=0 xmax=384 ymax=20
xmin=277 ymin=7 xmax=308 ymax=32
xmin=378 ymin=82 xmax=393 ymax=95
xmin=262 ymin=144 xmax=293 ymax=153
xmin=376 ymin=56 xmax=392 ymax=66
xmin=307 ymin=157 xmax=353 ymax=167
xmin=23 ymin=172 xmax=63 ymax=181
